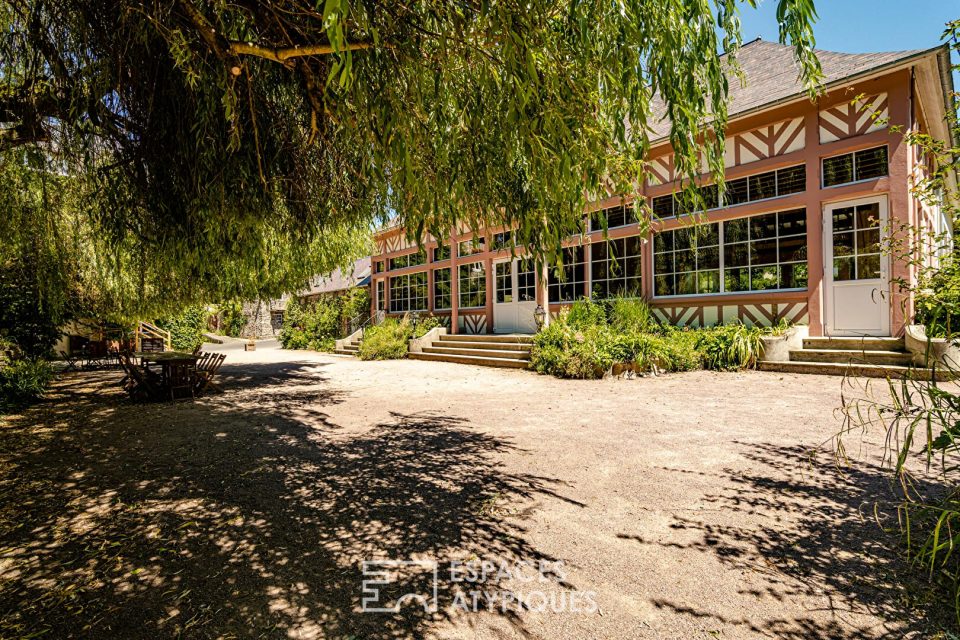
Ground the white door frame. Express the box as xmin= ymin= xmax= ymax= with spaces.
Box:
xmin=493 ymin=258 xmax=537 ymax=334
xmin=822 ymin=194 xmax=891 ymax=337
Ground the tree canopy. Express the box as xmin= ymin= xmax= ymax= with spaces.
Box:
xmin=0 ymin=0 xmax=821 ymax=320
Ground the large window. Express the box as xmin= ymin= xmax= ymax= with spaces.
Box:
xmin=589 ymin=203 xmax=639 ymax=232
xmin=458 ymin=236 xmax=486 ymax=257
xmin=654 ymin=223 xmax=721 ymax=296
xmin=723 ymin=209 xmax=807 ymax=291
xmin=822 ymin=146 xmax=888 ymax=187
xmin=376 ymin=280 xmax=385 ymax=311
xmin=389 ymin=272 xmax=428 ymax=312
xmin=590 ymin=236 xmax=643 ymax=298
xmin=517 ymin=259 xmax=536 ymax=302
xmin=548 ymin=246 xmax=586 ymax=303
xmin=653 ymin=208 xmax=808 ymax=296
xmin=388 ymin=251 xmax=426 ymax=271
xmin=490 ymin=231 xmax=516 ymax=252
xmin=433 ymin=267 xmax=452 ymax=310
xmin=458 ymin=262 xmax=486 ymax=308
xmin=651 ymin=164 xmax=806 ymax=218
xmin=432 ymin=244 xmax=451 ymax=262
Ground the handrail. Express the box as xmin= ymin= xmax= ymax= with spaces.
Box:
xmin=346 ymin=312 xmax=378 ymax=339
xmin=136 ymin=321 xmax=171 ymax=351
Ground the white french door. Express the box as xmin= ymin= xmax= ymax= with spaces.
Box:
xmin=493 ymin=258 xmax=538 ymax=334
xmin=823 ymin=195 xmax=890 ymax=336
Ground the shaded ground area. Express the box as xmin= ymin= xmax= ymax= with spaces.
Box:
xmin=0 ymin=342 xmax=948 ymax=638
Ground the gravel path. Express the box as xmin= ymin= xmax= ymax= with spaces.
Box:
xmin=0 ymin=341 xmax=938 ymax=638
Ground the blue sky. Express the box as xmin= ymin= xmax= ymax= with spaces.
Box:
xmin=737 ymin=1 xmax=956 ymax=54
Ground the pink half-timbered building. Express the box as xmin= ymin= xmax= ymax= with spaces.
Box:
xmin=370 ymin=39 xmax=954 ymax=341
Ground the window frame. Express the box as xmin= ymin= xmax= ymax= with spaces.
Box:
xmin=589 ymin=235 xmax=644 ymax=300
xmin=388 ymin=250 xmax=426 ymax=271
xmin=821 ymin=145 xmax=889 ymax=189
xmin=589 ymin=203 xmax=639 ymax=233
xmin=650 ymin=163 xmax=807 ymax=219
xmin=388 ymin=271 xmax=428 ymax=313
xmin=548 ymin=246 xmax=587 ymax=303
xmin=458 ymin=261 xmax=487 ymax=309
xmin=432 ymin=267 xmax=452 ymax=310
xmin=652 ymin=208 xmax=809 ymax=299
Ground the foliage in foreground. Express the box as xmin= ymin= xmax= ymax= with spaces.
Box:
xmin=840 ymin=374 xmax=960 ymax=630
xmin=0 ymin=358 xmax=54 ymax=413
xmin=914 ymin=256 xmax=960 ymax=339
xmin=280 ymin=288 xmax=371 ymax=352
xmin=0 ymin=2 xmax=819 ymax=321
xmin=357 ymin=316 xmax=443 ymax=361
xmin=0 ymin=258 xmax=64 ymax=359
xmin=531 ymin=298 xmax=766 ymax=379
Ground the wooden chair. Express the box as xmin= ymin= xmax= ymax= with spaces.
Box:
xmin=59 ymin=350 xmax=80 ymax=372
xmin=167 ymin=363 xmax=196 ymax=401
xmin=195 ymin=353 xmax=226 ymax=395
xmin=195 ymin=352 xmax=212 ymax=371
xmin=120 ymin=353 xmax=160 ymax=400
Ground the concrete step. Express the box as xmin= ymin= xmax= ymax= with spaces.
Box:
xmin=802 ymin=336 xmax=904 ymax=351
xmin=790 ymin=349 xmax=914 ymax=367
xmin=439 ymin=334 xmax=534 ymax=345
xmin=409 ymin=352 xmax=530 ymax=369
xmin=333 ymin=349 xmax=356 ymax=356
xmin=422 ymin=346 xmax=530 ymax=360
xmin=759 ymin=360 xmax=950 ymax=381
xmin=433 ymin=339 xmax=532 ymax=352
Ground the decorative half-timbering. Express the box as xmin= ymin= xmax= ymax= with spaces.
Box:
xmin=458 ymin=313 xmax=488 ymax=335
xmin=725 ymin=117 xmax=806 ymax=167
xmin=818 ymin=93 xmax=889 ymax=143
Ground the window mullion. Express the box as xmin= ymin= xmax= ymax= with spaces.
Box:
xmin=719 ymin=222 xmax=725 ymax=293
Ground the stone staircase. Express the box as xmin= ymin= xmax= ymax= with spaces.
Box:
xmin=334 ymin=334 xmax=361 ymax=356
xmin=758 ymin=336 xmax=945 ymax=379
xmin=408 ymin=334 xmax=532 ymax=369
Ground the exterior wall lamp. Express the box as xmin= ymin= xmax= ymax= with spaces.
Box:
xmin=534 ymin=305 xmax=546 ymax=331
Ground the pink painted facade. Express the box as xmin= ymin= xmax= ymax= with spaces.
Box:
xmin=371 ymin=43 xmax=954 ymax=337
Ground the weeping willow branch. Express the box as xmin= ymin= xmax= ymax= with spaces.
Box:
xmin=228 ymin=41 xmax=377 ymax=64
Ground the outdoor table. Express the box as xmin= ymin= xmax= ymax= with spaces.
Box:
xmin=134 ymin=351 xmax=199 ymax=390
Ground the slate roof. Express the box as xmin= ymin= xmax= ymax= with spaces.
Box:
xmin=648 ymin=38 xmax=933 ymax=140
xmin=299 ymin=257 xmax=372 ymax=296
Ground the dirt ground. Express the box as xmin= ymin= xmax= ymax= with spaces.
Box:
xmin=0 ymin=340 xmax=946 ymax=639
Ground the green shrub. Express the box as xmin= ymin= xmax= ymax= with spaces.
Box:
xmin=0 ymin=358 xmax=54 ymax=412
xmin=0 ymin=261 xmax=62 ymax=359
xmin=218 ymin=300 xmax=247 ymax=337
xmin=156 ymin=305 xmax=210 ymax=352
xmin=531 ymin=312 xmax=615 ymax=379
xmin=606 ymin=297 xmax=653 ymax=334
xmin=358 ymin=317 xmax=412 ymax=360
xmin=655 ymin=329 xmax=703 ymax=372
xmin=566 ymin=298 xmax=607 ymax=330
xmin=413 ymin=316 xmax=443 ymax=339
xmin=915 ymin=258 xmax=960 ymax=338
xmin=280 ymin=289 xmax=372 ymax=352
xmin=695 ymin=323 xmax=764 ymax=371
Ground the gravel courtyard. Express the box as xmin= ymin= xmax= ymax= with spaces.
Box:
xmin=0 ymin=340 xmax=940 ymax=639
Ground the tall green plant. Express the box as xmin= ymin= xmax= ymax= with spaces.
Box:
xmin=837 ymin=19 xmax=960 ymax=628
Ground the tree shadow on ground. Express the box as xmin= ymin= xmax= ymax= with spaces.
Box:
xmin=0 ymin=361 xmax=567 ymax=638
xmin=618 ymin=442 xmax=951 ymax=639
